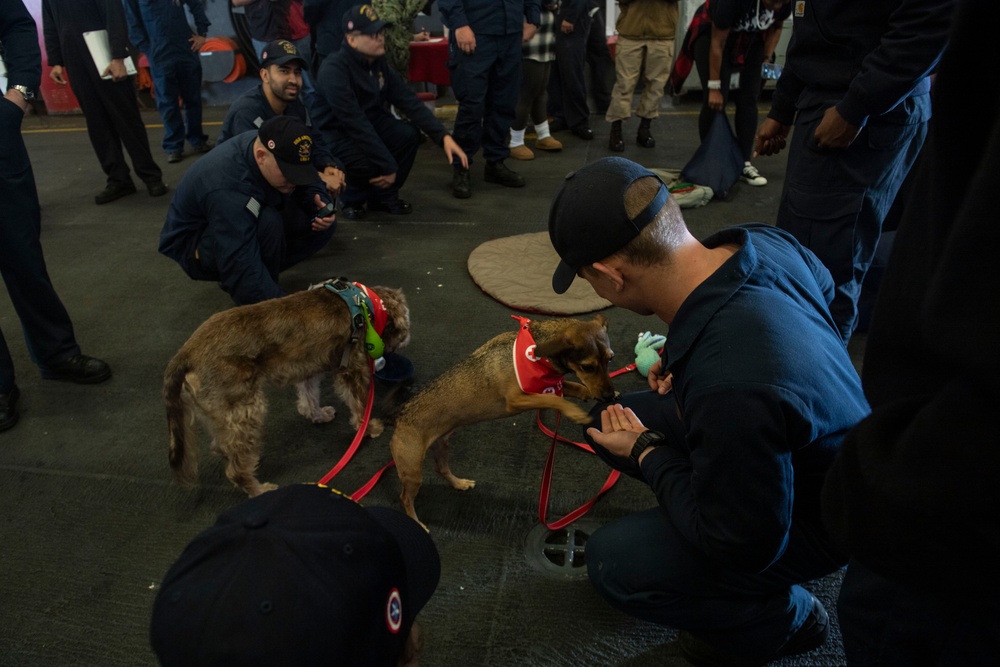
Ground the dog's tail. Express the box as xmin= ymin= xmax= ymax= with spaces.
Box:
xmin=163 ymin=350 xmax=198 ymax=487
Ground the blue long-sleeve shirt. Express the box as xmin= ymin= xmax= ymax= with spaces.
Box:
xmin=217 ymin=84 xmax=341 ymax=172
xmin=159 ymin=130 xmax=326 ymax=305
xmin=314 ymin=42 xmax=448 ymax=175
xmin=768 ymin=0 xmax=954 ymax=128
xmin=1 ymin=0 xmax=41 ymax=92
xmin=638 ymin=225 xmax=870 ymax=572
xmin=122 ymin=0 xmax=209 ymax=67
xmin=438 ymin=0 xmax=541 ymax=35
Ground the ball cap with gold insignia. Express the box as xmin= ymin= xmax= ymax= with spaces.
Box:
xmin=343 ymin=4 xmax=390 ymax=35
xmin=257 ymin=115 xmax=319 ymax=186
xmin=260 ymin=39 xmax=307 ymax=69
xmin=150 ymin=484 xmax=440 ymax=666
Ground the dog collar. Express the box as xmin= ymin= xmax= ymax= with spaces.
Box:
xmin=511 ymin=315 xmax=564 ymax=397
xmin=323 ymin=279 xmax=386 ymax=360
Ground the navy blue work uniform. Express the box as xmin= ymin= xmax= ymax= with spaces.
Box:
xmin=0 ymin=0 xmax=83 ymax=391
xmin=824 ymin=2 xmax=1000 ymax=662
xmin=303 ymin=0 xmax=357 ymax=70
xmin=768 ymin=0 xmax=953 ymax=342
xmin=122 ymin=0 xmax=210 ymax=155
xmin=584 ymin=225 xmax=869 ymax=660
xmin=217 ymin=84 xmax=341 ymax=174
xmin=158 ymin=131 xmax=334 ymax=305
xmin=314 ymin=41 xmax=450 ymax=208
xmin=41 ymin=0 xmax=163 ymax=190
xmin=439 ymin=0 xmax=541 ymax=164
xmin=547 ymin=0 xmax=591 ymax=132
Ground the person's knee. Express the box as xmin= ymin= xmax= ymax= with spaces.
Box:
xmin=397 ymin=120 xmax=421 ymax=149
xmin=586 ymin=526 xmax=625 ymax=599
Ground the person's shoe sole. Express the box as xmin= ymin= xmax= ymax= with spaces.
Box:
xmin=40 ymin=367 xmax=112 ymax=384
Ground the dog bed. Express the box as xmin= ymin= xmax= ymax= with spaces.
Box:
xmin=467 ymin=232 xmax=611 ymax=315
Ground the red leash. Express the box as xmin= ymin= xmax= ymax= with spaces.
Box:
xmin=315 ymin=356 xmax=397 ymax=501
xmin=535 ymin=363 xmax=635 ymax=529
xmin=317 ymin=359 xmax=376 ymax=488
xmin=321 ymin=361 xmax=641 ymax=522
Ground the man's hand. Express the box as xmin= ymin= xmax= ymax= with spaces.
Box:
xmin=311 ymin=193 xmax=336 ymax=231
xmin=103 ymin=58 xmax=128 ymax=82
xmin=586 ymin=404 xmax=648 ymax=458
xmin=455 ymin=26 xmax=476 ymax=54
xmin=560 ymin=20 xmax=574 ymax=34
xmin=4 ymin=89 xmax=29 ymax=112
xmin=413 ymin=30 xmax=431 ymax=42
xmin=813 ymin=106 xmax=860 ymax=150
xmin=645 ymin=359 xmax=674 ymax=395
xmin=522 ymin=22 xmax=537 ymax=42
xmin=189 ymin=34 xmax=207 ymax=51
xmin=369 ymin=172 xmax=397 ymax=189
xmin=49 ymin=65 xmax=67 ymax=85
xmin=442 ymin=135 xmax=468 ymax=169
xmin=707 ymin=88 xmax=723 ymax=111
xmin=319 ymin=165 xmax=346 ymax=195
xmin=754 ymin=117 xmax=790 ymax=157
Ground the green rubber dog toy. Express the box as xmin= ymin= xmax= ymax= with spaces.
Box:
xmin=634 ymin=331 xmax=667 ymax=376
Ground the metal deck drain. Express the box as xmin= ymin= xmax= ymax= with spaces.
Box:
xmin=524 ymin=520 xmax=601 ymax=579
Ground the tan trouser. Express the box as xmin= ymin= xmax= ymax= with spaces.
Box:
xmin=605 ymin=37 xmax=675 ymax=122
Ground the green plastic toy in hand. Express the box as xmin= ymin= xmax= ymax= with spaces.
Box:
xmin=634 ymin=331 xmax=667 ymax=377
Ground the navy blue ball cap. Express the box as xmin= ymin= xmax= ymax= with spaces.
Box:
xmin=150 ymin=484 xmax=440 ymax=666
xmin=257 ymin=115 xmax=317 ymax=186
xmin=260 ymin=39 xmax=307 ymax=68
xmin=549 ymin=157 xmax=669 ymax=294
xmin=343 ymin=4 xmax=389 ymax=35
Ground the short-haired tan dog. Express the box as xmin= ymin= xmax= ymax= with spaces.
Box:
xmin=390 ymin=315 xmax=616 ymax=530
xmin=163 ymin=280 xmax=410 ymax=497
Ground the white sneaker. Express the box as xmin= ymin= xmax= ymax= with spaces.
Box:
xmin=741 ymin=163 xmax=767 ymax=186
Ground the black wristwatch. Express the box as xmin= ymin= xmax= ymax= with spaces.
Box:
xmin=630 ymin=429 xmax=665 ymax=464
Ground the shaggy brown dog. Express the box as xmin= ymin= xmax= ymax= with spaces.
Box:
xmin=163 ymin=280 xmax=410 ymax=497
xmin=389 ymin=316 xmax=616 ymax=529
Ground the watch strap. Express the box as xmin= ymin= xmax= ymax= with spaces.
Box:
xmin=629 ymin=429 xmax=665 ymax=464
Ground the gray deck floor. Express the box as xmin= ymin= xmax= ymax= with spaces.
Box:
xmin=1 ymin=99 xmax=863 ymax=666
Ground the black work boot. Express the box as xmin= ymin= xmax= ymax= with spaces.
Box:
xmin=609 ymin=120 xmax=625 ymax=152
xmin=452 ymin=164 xmax=471 ymax=199
xmin=484 ymin=160 xmax=525 ymax=188
xmin=637 ymin=117 xmax=655 ymax=148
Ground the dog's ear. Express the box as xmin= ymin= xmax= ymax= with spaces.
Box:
xmin=592 ymin=314 xmax=609 ymax=330
xmin=374 ymin=286 xmax=410 ymax=351
xmin=533 ymin=326 xmax=579 ymax=361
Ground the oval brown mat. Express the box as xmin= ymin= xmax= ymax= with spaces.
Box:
xmin=467 ymin=232 xmax=611 ymax=315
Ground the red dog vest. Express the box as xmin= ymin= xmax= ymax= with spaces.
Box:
xmin=512 ymin=315 xmax=564 ymax=396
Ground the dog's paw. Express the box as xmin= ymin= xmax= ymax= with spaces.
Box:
xmin=451 ymin=477 xmax=476 ymax=491
xmin=365 ymin=418 xmax=384 ymax=438
xmin=308 ymin=406 xmax=336 ymax=423
xmin=249 ymin=482 xmax=279 ymax=497
xmin=568 ymin=410 xmax=594 ymax=425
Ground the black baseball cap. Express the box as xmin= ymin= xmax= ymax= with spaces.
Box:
xmin=257 ymin=115 xmax=318 ymax=186
xmin=548 ymin=157 xmax=669 ymax=294
xmin=343 ymin=4 xmax=389 ymax=35
xmin=150 ymin=484 xmax=440 ymax=666
xmin=260 ymin=39 xmax=307 ymax=68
